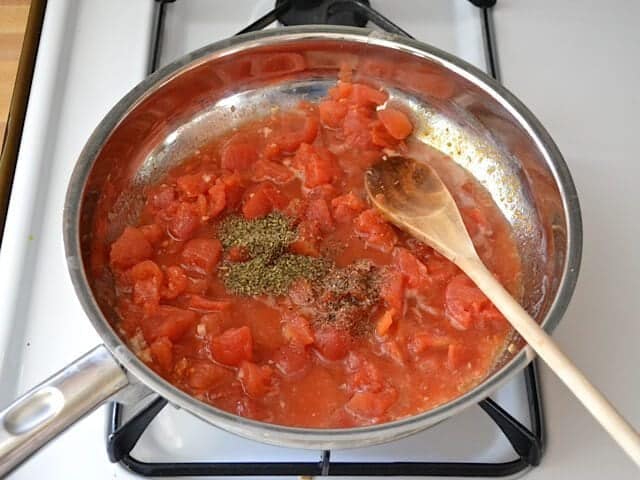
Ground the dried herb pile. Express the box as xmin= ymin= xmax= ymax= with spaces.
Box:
xmin=218 ymin=213 xmax=328 ymax=296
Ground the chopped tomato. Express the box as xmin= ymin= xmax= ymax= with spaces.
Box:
xmin=211 ymin=326 xmax=253 ymax=366
xmin=328 ymin=81 xmax=352 ymax=100
xmin=219 ymin=172 xmax=244 ymax=209
xmin=318 ymin=99 xmax=348 ymax=128
xmin=185 ymin=295 xmax=231 ymax=312
xmin=289 ymin=222 xmax=320 ymax=257
xmin=207 ymin=181 xmax=227 ymax=218
xmin=313 ymin=327 xmax=351 ymax=361
xmin=130 ymin=260 xmax=164 ymax=313
xmin=150 ymin=337 xmax=173 ymax=371
xmin=148 ymin=184 xmax=175 ymax=211
xmin=238 ymin=361 xmax=274 ymax=398
xmin=242 ymin=182 xmax=286 ymax=219
xmin=377 ymin=108 xmax=413 ymax=140
xmin=198 ymin=313 xmax=223 ymax=338
xmin=188 ymin=361 xmax=228 ymax=389
xmin=350 ymin=83 xmax=388 ymax=106
xmin=370 ymin=120 xmax=399 ymax=148
xmin=408 ymin=331 xmax=452 ymax=356
xmin=342 ymin=108 xmax=374 ymax=149
xmin=110 ymin=227 xmax=152 ymax=269
xmin=181 ymin=238 xmax=222 ymax=274
xmin=143 ymin=305 xmax=197 ymax=343
xmin=375 ymin=309 xmax=395 ymax=337
xmin=282 ymin=314 xmax=315 ymax=346
xmin=346 ymin=387 xmax=397 ymax=418
xmin=304 ymin=197 xmax=333 ymax=233
xmin=274 ymin=344 xmax=310 ymax=376
xmin=394 ymin=247 xmax=429 ymax=289
xmin=139 ymin=224 xmax=164 ymax=246
xmin=347 ymin=354 xmax=384 ymax=393
xmin=380 ymin=270 xmax=405 ymax=314
xmin=445 ymin=274 xmax=503 ymax=331
xmin=331 ymin=192 xmax=367 ymax=223
xmin=252 ymin=160 xmax=294 ymax=184
xmin=166 ymin=202 xmax=201 ymax=241
xmin=274 ymin=115 xmax=319 ymax=153
xmin=291 ymin=143 xmax=338 ymax=188
xmin=354 ymin=208 xmax=398 ymax=253
xmin=162 ymin=265 xmax=188 ymax=299
xmin=221 ymin=141 xmax=258 ymax=171
xmin=176 ymin=173 xmax=211 ymax=197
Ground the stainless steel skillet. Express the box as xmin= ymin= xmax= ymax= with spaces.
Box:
xmin=0 ymin=26 xmax=581 ymax=476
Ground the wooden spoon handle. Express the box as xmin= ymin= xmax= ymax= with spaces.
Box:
xmin=459 ymin=257 xmax=640 ymax=466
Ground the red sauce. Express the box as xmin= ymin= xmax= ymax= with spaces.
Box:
xmin=101 ymin=77 xmax=521 ymax=428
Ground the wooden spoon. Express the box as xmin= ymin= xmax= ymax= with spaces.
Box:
xmin=366 ymin=155 xmax=640 ymax=466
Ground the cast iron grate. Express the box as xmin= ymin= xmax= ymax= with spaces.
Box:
xmin=109 ymin=0 xmax=546 ymax=476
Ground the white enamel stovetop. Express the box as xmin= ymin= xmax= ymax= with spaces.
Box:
xmin=0 ymin=1 xmax=638 ymax=479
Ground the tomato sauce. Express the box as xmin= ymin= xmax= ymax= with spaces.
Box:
xmin=101 ymin=76 xmax=521 ymax=428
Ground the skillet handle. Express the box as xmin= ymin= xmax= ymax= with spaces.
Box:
xmin=0 ymin=345 xmax=128 ymax=477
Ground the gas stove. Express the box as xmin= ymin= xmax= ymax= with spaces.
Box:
xmin=1 ymin=1 xmax=638 ymax=479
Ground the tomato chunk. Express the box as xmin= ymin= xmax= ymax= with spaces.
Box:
xmin=211 ymin=326 xmax=253 ymax=366
xmin=346 ymin=387 xmax=397 ymax=418
xmin=188 ymin=361 xmax=228 ymax=389
xmin=408 ymin=331 xmax=452 ymax=356
xmin=221 ymin=142 xmax=258 ymax=170
xmin=143 ymin=305 xmax=198 ymax=343
xmin=375 ymin=309 xmax=395 ymax=337
xmin=150 ymin=337 xmax=173 ymax=371
xmin=139 ymin=224 xmax=164 ymax=246
xmin=238 ymin=361 xmax=274 ymax=398
xmin=252 ymin=160 xmax=294 ymax=184
xmin=177 ymin=173 xmax=211 ymax=197
xmin=282 ymin=314 xmax=315 ymax=346
xmin=242 ymin=182 xmax=287 ymax=219
xmin=166 ymin=203 xmax=201 ymax=241
xmin=319 ymin=99 xmax=348 ymax=128
xmin=130 ymin=260 xmax=164 ymax=313
xmin=331 ymin=192 xmax=367 ymax=223
xmin=181 ymin=238 xmax=222 ymax=274
xmin=377 ymin=108 xmax=413 ymax=140
xmin=445 ymin=274 xmax=503 ymax=331
xmin=350 ymin=83 xmax=388 ymax=106
xmin=207 ymin=181 xmax=227 ymax=218
xmin=342 ymin=108 xmax=374 ymax=149
xmin=394 ymin=247 xmax=429 ymax=289
xmin=110 ymin=227 xmax=153 ymax=269
xmin=347 ymin=354 xmax=384 ymax=393
xmin=186 ymin=295 xmax=232 ymax=312
xmin=380 ymin=270 xmax=405 ymax=314
xmin=162 ymin=265 xmax=188 ymax=299
xmin=313 ymin=327 xmax=351 ymax=361
xmin=354 ymin=208 xmax=398 ymax=253
xmin=274 ymin=344 xmax=311 ymax=376
xmin=305 ymin=197 xmax=334 ymax=233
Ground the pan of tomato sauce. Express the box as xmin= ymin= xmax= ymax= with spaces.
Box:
xmin=107 ymin=75 xmax=523 ymax=428
xmin=0 ymin=28 xmax=581 ymax=474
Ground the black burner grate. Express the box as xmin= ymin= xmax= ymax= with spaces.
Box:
xmin=112 ymin=0 xmax=546 ymax=476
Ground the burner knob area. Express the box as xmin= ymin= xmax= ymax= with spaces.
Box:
xmin=276 ymin=0 xmax=371 ymax=28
